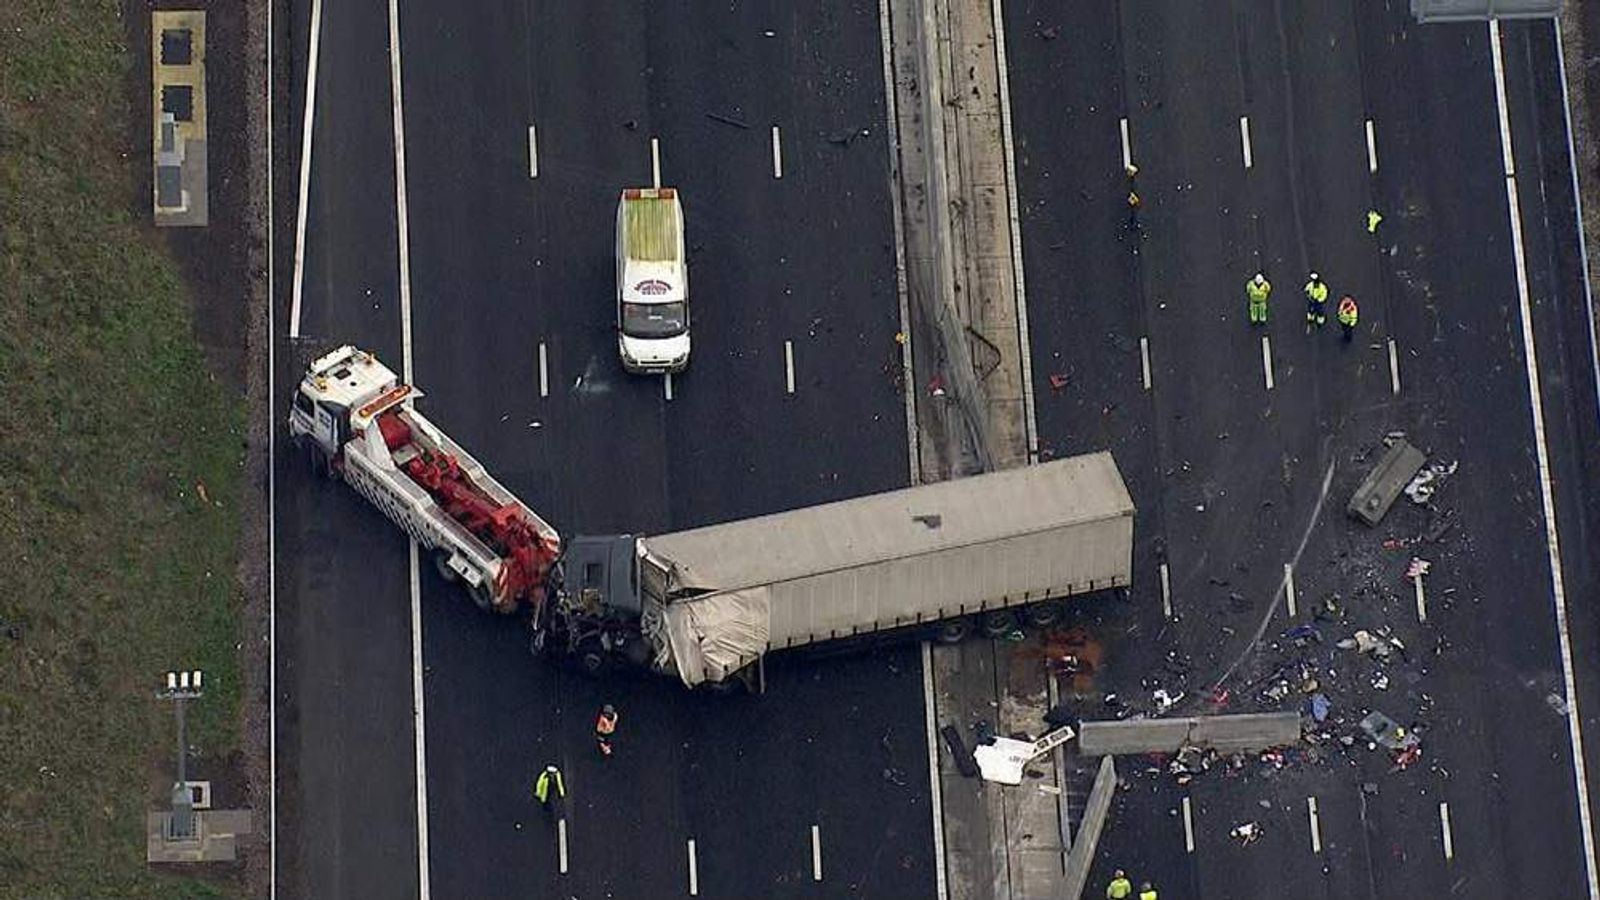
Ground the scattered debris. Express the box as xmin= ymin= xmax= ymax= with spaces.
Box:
xmin=1048 ymin=373 xmax=1070 ymax=390
xmin=1359 ymin=711 xmax=1419 ymax=752
xmin=1405 ymin=558 xmax=1431 ymax=580
xmin=1310 ymin=693 xmax=1331 ymax=722
xmin=1548 ymin=693 xmax=1571 ymax=717
xmin=1403 ymin=460 xmax=1458 ymax=504
xmin=705 ymin=112 xmax=750 ymax=130
xmin=1230 ymin=821 xmax=1263 ymax=845
xmin=1371 ymin=672 xmax=1389 ymax=691
xmin=1152 ymin=688 xmax=1184 ymax=715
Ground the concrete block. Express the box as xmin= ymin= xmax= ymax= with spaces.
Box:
xmin=1077 ymin=712 xmax=1302 ymax=756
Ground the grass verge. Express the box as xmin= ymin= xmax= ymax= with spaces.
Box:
xmin=0 ymin=1 xmax=244 ymax=897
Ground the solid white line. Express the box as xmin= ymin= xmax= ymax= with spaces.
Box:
xmin=537 ymin=343 xmax=548 ymax=398
xmin=1240 ymin=116 xmax=1253 ymax=169
xmin=389 ymin=0 xmax=428 ymax=892
xmin=991 ymin=0 xmax=1040 ymax=459
xmin=920 ymin=642 xmax=949 ymax=900
xmin=1388 ymin=339 xmax=1401 ymax=395
xmin=558 ymin=817 xmax=568 ymax=874
xmin=771 ymin=126 xmax=783 ymax=179
xmin=1365 ymin=119 xmax=1378 ymax=174
xmin=288 ymin=0 xmax=325 ymax=339
xmin=664 ymin=371 xmax=674 ymax=401
xmin=687 ymin=838 xmax=699 ymax=896
xmin=1119 ymin=117 xmax=1132 ymax=170
xmin=1491 ymin=19 xmax=1599 ymax=898
xmin=1554 ymin=21 xmax=1600 ymax=436
xmin=784 ymin=340 xmax=795 ymax=394
xmin=1261 ymin=335 xmax=1274 ymax=390
xmin=527 ymin=125 xmax=539 ymax=179
xmin=1284 ymin=563 xmax=1297 ymax=618
xmin=1491 ymin=21 xmax=1515 ymax=177
xmin=1414 ymin=573 xmax=1427 ymax=623
xmin=1439 ymin=802 xmax=1454 ymax=860
xmin=651 ymin=137 xmax=661 ymax=189
xmin=407 ymin=545 xmax=429 ymax=897
xmin=1159 ymin=562 xmax=1172 ymax=618
xmin=1181 ymin=796 xmax=1195 ymax=852
xmin=811 ymin=824 xmax=822 ymax=881
xmin=1308 ymin=797 xmax=1322 ymax=853
xmin=267 ymin=0 xmax=277 ymax=886
xmin=1139 ymin=336 xmax=1151 ymax=390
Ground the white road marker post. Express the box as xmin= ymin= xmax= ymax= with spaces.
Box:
xmin=687 ymin=838 xmax=699 ymax=896
xmin=1181 ymin=796 xmax=1195 ymax=853
xmin=1308 ymin=797 xmax=1322 ymax=854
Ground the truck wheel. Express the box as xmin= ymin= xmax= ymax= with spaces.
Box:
xmin=981 ymin=609 xmax=1018 ymax=639
xmin=1025 ymin=601 xmax=1060 ymax=628
xmin=935 ymin=618 xmax=969 ymax=644
xmin=468 ymin=580 xmax=494 ymax=612
xmin=576 ymin=638 xmax=608 ymax=676
xmin=432 ymin=551 xmax=457 ymax=583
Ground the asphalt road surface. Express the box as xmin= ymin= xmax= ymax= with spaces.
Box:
xmin=1005 ymin=2 xmax=1600 ymax=897
xmin=272 ymin=1 xmax=1600 ymax=898
xmin=275 ymin=1 xmax=933 ymax=898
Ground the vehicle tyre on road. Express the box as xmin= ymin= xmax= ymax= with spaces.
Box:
xmin=981 ymin=609 xmax=1018 ymax=638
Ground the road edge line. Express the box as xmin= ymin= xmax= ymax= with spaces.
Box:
xmin=1491 ymin=20 xmax=1599 ymax=899
xmin=288 ymin=0 xmax=322 ymax=339
xmin=921 ymin=640 xmax=949 ymax=900
xmin=1553 ymin=19 xmax=1600 ymax=429
xmin=388 ymin=0 xmax=429 ymax=892
xmin=267 ymin=0 xmax=278 ymax=893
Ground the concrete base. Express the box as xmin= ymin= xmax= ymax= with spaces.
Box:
xmin=146 ymin=808 xmax=252 ymax=863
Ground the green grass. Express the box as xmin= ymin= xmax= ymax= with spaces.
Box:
xmin=0 ymin=1 xmax=244 ymax=897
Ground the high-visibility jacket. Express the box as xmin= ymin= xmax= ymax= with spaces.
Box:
xmin=1246 ymin=279 xmax=1271 ymax=302
xmin=1139 ymin=889 xmax=1158 ymax=900
xmin=1304 ymin=279 xmax=1328 ymax=304
xmin=1338 ymin=297 xmax=1359 ymax=326
xmin=596 ymin=711 xmax=617 ymax=736
xmin=535 ymin=768 xmax=565 ymax=804
xmin=1107 ymin=877 xmax=1133 ymax=899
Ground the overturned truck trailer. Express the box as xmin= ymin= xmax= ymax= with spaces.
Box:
xmin=540 ymin=452 xmax=1135 ymax=688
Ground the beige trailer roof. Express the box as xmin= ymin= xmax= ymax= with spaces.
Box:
xmin=648 ymin=452 xmax=1132 ymax=593
xmin=644 ymin=451 xmax=1134 ymax=685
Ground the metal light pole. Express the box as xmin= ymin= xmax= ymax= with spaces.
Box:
xmin=156 ymin=669 xmax=203 ymax=840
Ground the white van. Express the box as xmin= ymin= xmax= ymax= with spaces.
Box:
xmin=615 ymin=188 xmax=690 ymax=373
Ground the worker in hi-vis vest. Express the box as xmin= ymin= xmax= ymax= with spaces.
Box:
xmin=1247 ymin=273 xmax=1272 ymax=325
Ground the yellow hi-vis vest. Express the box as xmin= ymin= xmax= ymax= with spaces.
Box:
xmin=1247 ymin=279 xmax=1271 ymax=302
xmin=1305 ymin=280 xmax=1328 ymax=303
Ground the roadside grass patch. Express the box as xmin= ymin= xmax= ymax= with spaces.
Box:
xmin=0 ymin=1 xmax=243 ymax=897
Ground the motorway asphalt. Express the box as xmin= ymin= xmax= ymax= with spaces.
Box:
xmin=272 ymin=0 xmax=1600 ymax=897
xmin=1005 ymin=2 xmax=1600 ymax=898
xmin=276 ymin=1 xmax=932 ymax=898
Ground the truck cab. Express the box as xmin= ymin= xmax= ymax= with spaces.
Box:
xmin=615 ymin=187 xmax=690 ymax=374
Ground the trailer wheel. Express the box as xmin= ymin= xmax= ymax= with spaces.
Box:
xmin=981 ymin=609 xmax=1018 ymax=639
xmin=935 ymin=618 xmax=969 ymax=644
xmin=432 ymin=551 xmax=458 ymax=583
xmin=575 ymin=637 xmax=608 ymax=676
xmin=1025 ymin=600 xmax=1060 ymax=628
